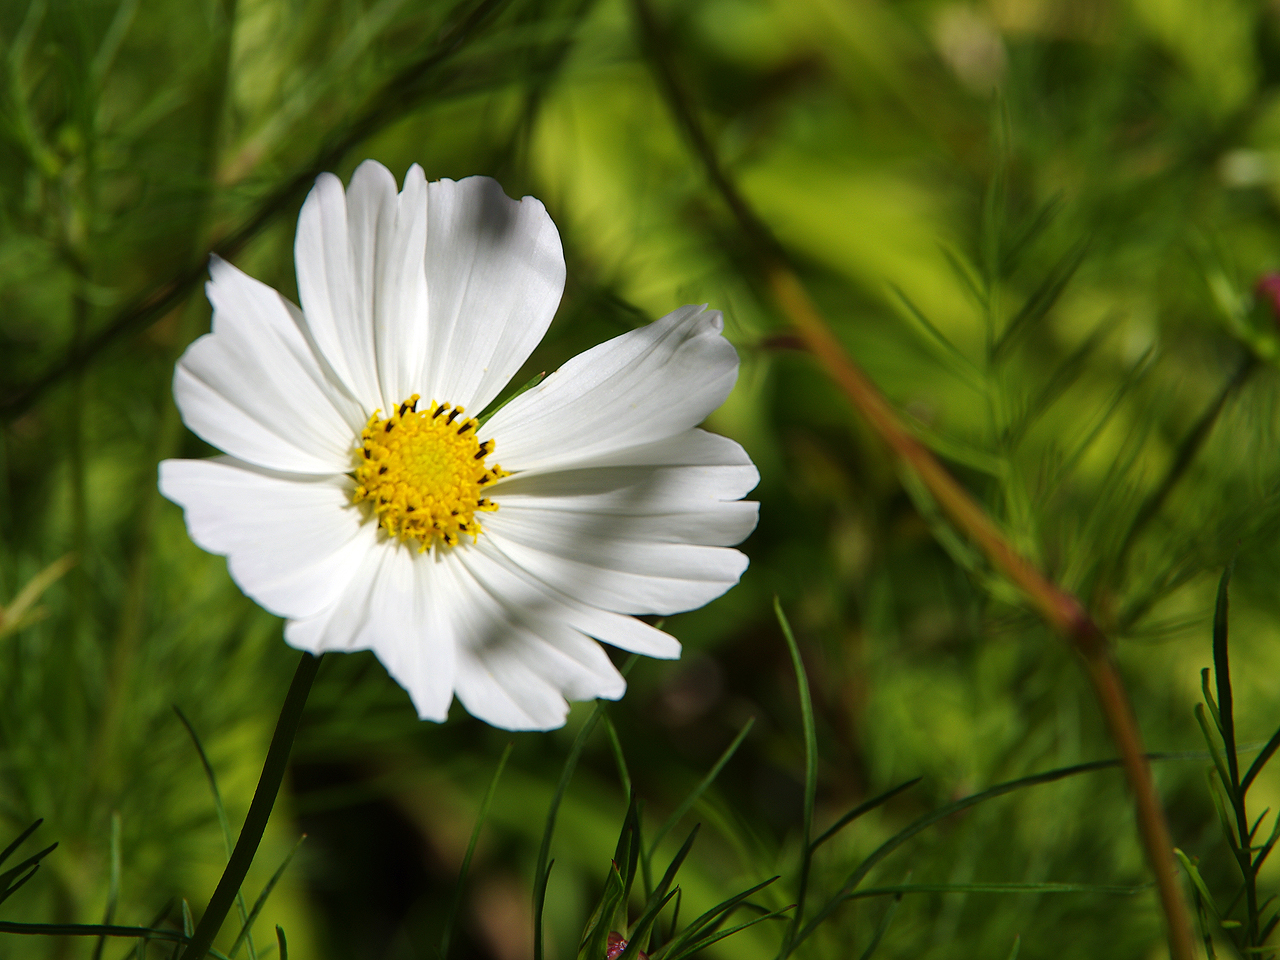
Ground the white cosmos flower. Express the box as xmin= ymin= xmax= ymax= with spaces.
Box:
xmin=158 ymin=160 xmax=758 ymax=731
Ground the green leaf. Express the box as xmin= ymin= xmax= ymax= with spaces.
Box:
xmin=1213 ymin=562 xmax=1240 ymax=789
xmin=888 ymin=283 xmax=984 ymax=392
xmin=1242 ymin=722 xmax=1280 ymax=794
xmin=1174 ymin=849 xmax=1222 ymax=924
xmin=991 ymin=239 xmax=1089 ymax=362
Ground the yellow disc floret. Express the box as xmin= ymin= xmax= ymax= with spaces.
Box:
xmin=352 ymin=394 xmax=507 ymax=550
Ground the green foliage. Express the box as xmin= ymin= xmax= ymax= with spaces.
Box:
xmin=1181 ymin=566 xmax=1280 ymax=957
xmin=5 ymin=0 xmax=1280 ymax=957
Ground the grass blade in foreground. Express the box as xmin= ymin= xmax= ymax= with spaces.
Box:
xmin=441 ymin=742 xmax=512 ymax=960
xmin=773 ymin=599 xmax=817 ymax=960
xmin=180 ymin=652 xmax=322 ymax=960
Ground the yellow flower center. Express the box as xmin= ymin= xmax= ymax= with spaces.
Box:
xmin=352 ymin=394 xmax=507 ymax=550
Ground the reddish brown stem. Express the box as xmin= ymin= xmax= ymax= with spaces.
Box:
xmin=767 ymin=265 xmax=1196 ymax=960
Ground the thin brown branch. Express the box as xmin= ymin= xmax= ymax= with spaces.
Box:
xmin=630 ymin=1 xmax=1197 ymax=957
xmin=0 ymin=0 xmax=511 ymax=424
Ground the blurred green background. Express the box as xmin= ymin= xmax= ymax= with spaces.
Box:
xmin=4 ymin=0 xmax=1280 ymax=957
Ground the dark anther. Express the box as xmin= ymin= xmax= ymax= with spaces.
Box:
xmin=363 ymin=448 xmax=371 ymax=459
xmin=457 ymin=421 xmax=474 ymax=435
xmin=473 ymin=446 xmax=490 ymax=460
xmin=379 ymin=497 xmax=388 ymax=504
xmin=446 ymin=408 xmax=462 ymax=424
xmin=406 ymin=506 xmax=415 ymax=512
xmin=478 ymin=476 xmax=490 ymax=485
xmin=385 ymin=421 xmax=394 ymax=432
xmin=451 ymin=509 xmax=459 ymax=516
xmin=378 ymin=466 xmax=388 ymax=475
xmin=433 ymin=405 xmax=446 ymax=419
xmin=399 ymin=402 xmax=409 ymax=416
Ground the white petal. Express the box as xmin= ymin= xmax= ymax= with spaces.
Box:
xmin=491 ymin=430 xmax=760 ymax=546
xmin=419 ymin=177 xmax=565 ymax=412
xmin=482 ymin=306 xmax=739 ymax=473
xmin=373 ymin=164 xmax=430 ymax=408
xmin=482 ymin=507 xmax=748 ymax=616
xmin=284 ymin=542 xmax=457 ymax=722
xmin=294 ymin=163 xmax=387 ymax=410
xmin=468 ymin=540 xmax=682 ymax=658
xmin=443 ymin=554 xmax=622 ymax=731
xmin=174 ymin=256 xmax=364 ymax=474
xmin=158 ymin=457 xmax=374 ymax=619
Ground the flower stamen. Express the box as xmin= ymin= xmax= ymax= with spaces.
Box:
xmin=352 ymin=394 xmax=507 ymax=550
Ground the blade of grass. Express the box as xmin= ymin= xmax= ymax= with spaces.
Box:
xmin=811 ymin=778 xmax=922 ymax=851
xmin=650 ymin=876 xmax=779 ymax=960
xmin=0 ymin=921 xmax=229 ymax=958
xmin=227 ymin=835 xmax=305 ymax=959
xmin=856 ymin=879 xmax=904 ymax=960
xmin=131 ymin=901 xmax=175 ymax=960
xmin=617 ymin=889 xmax=680 ymax=960
xmin=440 ymin=742 xmax=512 ymax=960
xmin=579 ymin=860 xmax=626 ymax=960
xmin=0 ymin=820 xmax=44 ymax=868
xmin=602 ymin=714 xmax=633 ymax=800
xmin=841 ymin=881 xmax=1148 ymax=898
xmin=175 ymin=707 xmax=257 ymax=959
xmin=535 ymin=702 xmax=606 ymax=960
xmin=179 ymin=652 xmax=322 ymax=960
xmin=794 ymin=757 xmax=1170 ymax=949
xmin=773 ymin=598 xmax=816 ymax=960
xmin=648 ymin=718 xmax=754 ymax=859
xmin=91 ymin=812 xmax=122 ymax=960
xmin=666 ymin=906 xmax=791 ymax=960
xmin=0 ymin=844 xmax=59 ymax=891
xmin=0 ymin=865 xmax=40 ymax=906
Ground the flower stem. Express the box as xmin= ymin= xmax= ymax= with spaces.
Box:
xmin=767 ymin=265 xmax=1196 ymax=960
xmin=179 ymin=652 xmax=321 ymax=960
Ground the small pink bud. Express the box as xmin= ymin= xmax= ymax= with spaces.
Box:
xmin=606 ymin=932 xmax=648 ymax=960
xmin=1256 ymin=273 xmax=1280 ymax=323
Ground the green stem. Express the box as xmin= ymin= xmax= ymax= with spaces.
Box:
xmin=180 ymin=652 xmax=321 ymax=960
